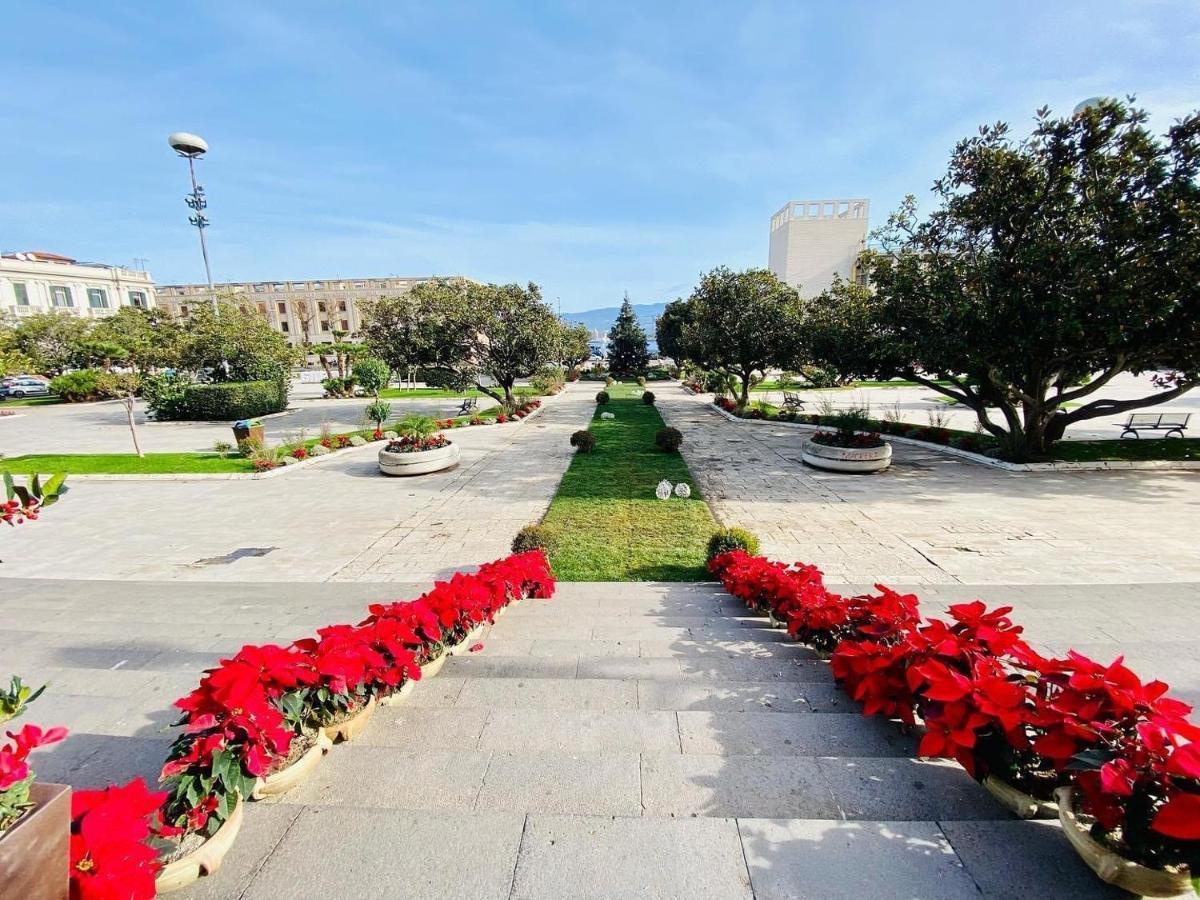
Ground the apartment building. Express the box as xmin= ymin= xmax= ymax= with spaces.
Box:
xmin=157 ymin=275 xmax=464 ymax=345
xmin=0 ymin=251 xmax=156 ymax=318
xmin=768 ymin=198 xmax=870 ymax=296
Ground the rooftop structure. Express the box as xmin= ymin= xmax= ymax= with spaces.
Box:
xmin=768 ymin=199 xmax=870 ymax=296
xmin=0 ymin=251 xmax=156 ymax=318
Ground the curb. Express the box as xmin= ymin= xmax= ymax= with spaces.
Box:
xmin=691 ymin=389 xmax=1200 ymax=473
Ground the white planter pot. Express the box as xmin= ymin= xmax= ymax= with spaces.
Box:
xmin=801 ymin=439 xmax=892 ymax=473
xmin=378 ymin=441 xmax=460 ymax=476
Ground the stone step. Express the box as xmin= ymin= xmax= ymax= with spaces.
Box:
xmin=441 ymin=653 xmax=831 ymax=682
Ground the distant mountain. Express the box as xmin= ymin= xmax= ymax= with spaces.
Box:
xmin=562 ymin=302 xmax=667 ymax=339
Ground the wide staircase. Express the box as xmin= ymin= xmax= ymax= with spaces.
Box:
xmin=214 ymin=582 xmax=1124 ymax=899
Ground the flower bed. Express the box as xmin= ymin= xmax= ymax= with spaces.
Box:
xmin=710 ymin=549 xmax=1200 ymax=894
xmin=809 ymin=430 xmax=885 ymax=449
xmin=55 ymin=551 xmax=555 ymax=896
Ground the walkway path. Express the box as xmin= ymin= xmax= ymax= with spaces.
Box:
xmin=660 ymin=386 xmax=1200 ymax=585
xmin=11 ymin=579 xmax=1135 ymax=899
xmin=1 ymin=385 xmax=595 ymax=582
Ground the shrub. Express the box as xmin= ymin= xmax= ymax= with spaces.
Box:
xmin=605 ymin=376 xmax=615 ymax=387
xmin=655 ymin=426 xmax=683 ymax=452
xmin=707 ymin=526 xmax=761 ymax=561
xmin=565 ymin=368 xmax=581 ymax=382
xmin=365 ymin=399 xmax=392 ymax=429
xmin=595 ymin=390 xmax=610 ymax=405
xmin=642 ymin=391 xmax=656 ymax=405
xmin=322 ymin=376 xmax=357 ymax=398
xmin=352 ymin=357 xmax=391 ymax=397
xmin=570 ymin=430 xmax=596 ymax=453
xmin=511 ymin=524 xmax=559 ymax=555
xmin=146 ymin=377 xmax=287 ymax=421
xmin=530 ymin=368 xmax=565 ymax=396
xmin=49 ymin=369 xmax=139 ymax=402
xmin=636 ymin=376 xmax=647 ymax=386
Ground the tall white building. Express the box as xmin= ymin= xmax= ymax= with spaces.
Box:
xmin=0 ymin=251 xmax=156 ymax=319
xmin=768 ymin=199 xmax=869 ymax=296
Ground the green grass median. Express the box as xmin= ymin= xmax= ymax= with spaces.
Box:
xmin=0 ymin=453 xmax=257 ymax=475
xmin=542 ymin=384 xmax=717 ymax=581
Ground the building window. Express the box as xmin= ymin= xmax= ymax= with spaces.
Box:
xmin=311 ymin=281 xmax=323 ymax=289
xmin=50 ymin=285 xmax=74 ymax=307
xmin=277 ymin=302 xmax=287 ymax=314
xmin=180 ymin=304 xmax=189 ymax=316
xmin=337 ymin=300 xmax=347 ymax=312
xmin=319 ymin=320 xmax=329 ymax=331
xmin=257 ymin=303 xmax=267 ymax=315
xmin=317 ymin=301 xmax=327 ymax=312
xmin=281 ymin=321 xmax=289 ymax=333
xmin=13 ymin=283 xmax=30 ymax=306
xmin=340 ymin=319 xmax=349 ymax=331
xmin=128 ymin=290 xmax=147 ymax=308
xmin=87 ymin=288 xmax=109 ymax=309
xmin=353 ymin=281 xmax=366 ymax=288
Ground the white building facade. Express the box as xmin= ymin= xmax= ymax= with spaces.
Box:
xmin=768 ymin=199 xmax=869 ymax=296
xmin=0 ymin=251 xmax=156 ymax=319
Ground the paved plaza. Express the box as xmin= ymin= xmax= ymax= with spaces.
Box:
xmin=6 ymin=381 xmax=1199 ymax=898
xmin=661 ymin=386 xmax=1200 ymax=585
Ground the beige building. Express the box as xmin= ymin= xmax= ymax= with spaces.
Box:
xmin=768 ymin=198 xmax=870 ymax=296
xmin=157 ymin=275 xmax=465 ymax=345
xmin=0 ymin=251 xmax=156 ymax=319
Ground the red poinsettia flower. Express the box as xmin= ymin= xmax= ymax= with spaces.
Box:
xmin=70 ymin=778 xmax=169 ymax=900
xmin=1151 ymin=791 xmax=1200 ymax=840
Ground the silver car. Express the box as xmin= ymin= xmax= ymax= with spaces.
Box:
xmin=1 ymin=377 xmax=51 ymax=398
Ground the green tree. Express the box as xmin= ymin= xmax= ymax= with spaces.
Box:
xmin=606 ymin=295 xmax=649 ymax=376
xmin=560 ymin=322 xmax=592 ymax=371
xmin=361 ymin=279 xmax=560 ymax=409
xmin=808 ymin=100 xmax=1200 ymax=461
xmin=9 ymin=312 xmax=92 ymax=375
xmin=91 ymin=307 xmax=181 ymax=373
xmin=654 ymin=299 xmax=693 ymax=364
xmin=176 ymin=295 xmax=299 ymax=382
xmin=681 ymin=268 xmax=802 ymax=405
xmin=352 ymin=357 xmax=391 ymax=397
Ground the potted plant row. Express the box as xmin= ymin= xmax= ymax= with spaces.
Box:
xmin=709 ymin=549 xmax=1199 ymax=896
xmin=137 ymin=549 xmax=554 ymax=894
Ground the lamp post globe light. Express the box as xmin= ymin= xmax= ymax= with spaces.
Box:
xmin=168 ymin=131 xmax=218 ymax=313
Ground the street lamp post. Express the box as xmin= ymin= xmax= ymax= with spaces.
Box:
xmin=167 ymin=131 xmax=218 ymax=314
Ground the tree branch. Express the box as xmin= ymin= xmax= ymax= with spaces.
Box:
xmin=1058 ymin=381 xmax=1198 ymax=425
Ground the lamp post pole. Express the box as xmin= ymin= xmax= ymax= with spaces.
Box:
xmin=168 ymin=132 xmax=218 ymax=314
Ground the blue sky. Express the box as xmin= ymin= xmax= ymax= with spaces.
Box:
xmin=2 ymin=2 xmax=1197 ymax=312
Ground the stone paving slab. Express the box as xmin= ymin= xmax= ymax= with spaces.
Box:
xmin=509 ymin=815 xmax=754 ymax=900
xmin=474 ymin=752 xmax=642 ymax=816
xmin=677 ymin=711 xmax=918 ymax=757
xmin=737 ymin=819 xmax=980 ymax=900
xmin=816 ymin=757 xmax=1005 ymax=821
xmin=240 ymin=807 xmax=526 ymax=900
xmin=641 ymin=754 xmax=840 ymax=819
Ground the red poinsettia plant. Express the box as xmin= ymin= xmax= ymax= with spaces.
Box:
xmin=70 ymin=778 xmax=180 ymax=900
xmin=0 ymin=675 xmax=68 ymax=833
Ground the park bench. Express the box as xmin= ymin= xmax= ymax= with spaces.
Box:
xmin=781 ymin=391 xmax=806 ymax=411
xmin=456 ymin=396 xmax=478 ymax=416
xmin=1119 ymin=412 xmax=1191 ymax=439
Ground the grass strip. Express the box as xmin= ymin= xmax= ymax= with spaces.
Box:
xmin=0 ymin=452 xmax=256 ymax=475
xmin=542 ymin=384 xmax=718 ymax=581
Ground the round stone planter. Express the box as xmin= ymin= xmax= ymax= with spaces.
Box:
xmin=155 ymin=793 xmax=245 ymax=894
xmin=1054 ymin=786 xmax=1193 ymax=897
xmin=981 ymin=775 xmax=1058 ymax=820
xmin=421 ymin=652 xmax=448 ymax=678
xmin=251 ymin=731 xmax=332 ymax=799
xmin=801 ymin=439 xmax=892 ymax=474
xmin=319 ymin=696 xmax=377 ymax=744
xmin=448 ymin=623 xmax=486 ymax=655
xmin=378 ymin=441 xmax=460 ymax=476
xmin=379 ymin=678 xmax=417 ymax=708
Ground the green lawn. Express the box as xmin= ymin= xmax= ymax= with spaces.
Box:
xmin=1050 ymin=438 xmax=1200 ymax=462
xmin=751 ymin=378 xmax=953 ymax=392
xmin=0 ymin=396 xmax=62 ymax=408
xmin=378 ymin=387 xmax=480 ymax=400
xmin=541 ymin=384 xmax=717 ymax=581
xmin=1 ymin=453 xmax=256 ymax=475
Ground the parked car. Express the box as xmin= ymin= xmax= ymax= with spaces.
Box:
xmin=1 ymin=377 xmax=51 ymax=398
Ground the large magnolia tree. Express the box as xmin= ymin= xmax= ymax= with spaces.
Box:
xmin=807 ymin=100 xmax=1200 ymax=461
xmin=360 ymin=279 xmax=560 ymax=408
xmin=680 ymin=267 xmax=803 ymax=404
xmin=654 ymin=299 xmax=692 ymax=365
xmin=559 ymin=322 xmax=592 ymax=371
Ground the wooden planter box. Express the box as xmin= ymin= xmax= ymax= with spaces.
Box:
xmin=232 ymin=423 xmax=265 ymax=447
xmin=0 ymin=782 xmax=71 ymax=900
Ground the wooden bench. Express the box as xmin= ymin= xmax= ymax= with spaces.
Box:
xmin=1119 ymin=412 xmax=1191 ymax=439
xmin=781 ymin=391 xmax=806 ymax=411
xmin=456 ymin=396 xmax=478 ymax=416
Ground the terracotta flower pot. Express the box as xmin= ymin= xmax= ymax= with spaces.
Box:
xmin=251 ymin=730 xmax=332 ymax=799
xmin=155 ymin=793 xmax=245 ymax=894
xmin=0 ymin=782 xmax=70 ymax=900
xmin=981 ymin=775 xmax=1058 ymax=820
xmin=379 ymin=678 xmax=417 ymax=708
xmin=319 ymin=696 xmax=377 ymax=744
xmin=1054 ymin=786 xmax=1194 ymax=897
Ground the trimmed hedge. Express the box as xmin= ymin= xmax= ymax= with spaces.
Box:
xmin=707 ymin=526 xmax=760 ymax=561
xmin=148 ymin=377 xmax=288 ymax=421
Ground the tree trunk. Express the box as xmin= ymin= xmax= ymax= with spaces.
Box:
xmin=739 ymin=371 xmax=751 ymax=406
xmin=123 ymin=395 xmax=144 ymax=458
